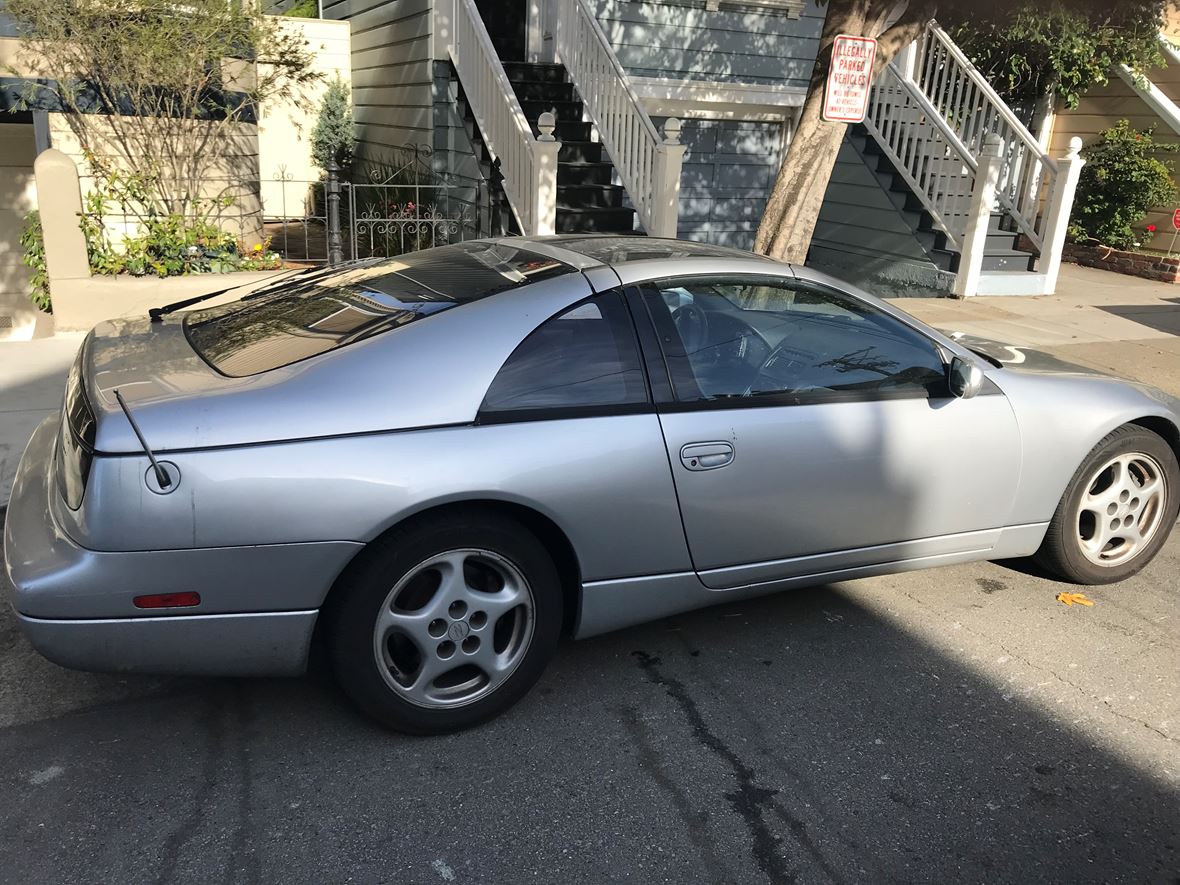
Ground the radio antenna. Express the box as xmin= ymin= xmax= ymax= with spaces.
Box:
xmin=114 ymin=389 xmax=171 ymax=489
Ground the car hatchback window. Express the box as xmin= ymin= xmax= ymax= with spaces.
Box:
xmin=185 ymin=242 xmax=573 ymax=377
xmin=480 ymin=293 xmax=649 ymax=419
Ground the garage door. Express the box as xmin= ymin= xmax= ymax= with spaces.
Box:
xmin=0 ymin=123 xmax=37 ymax=338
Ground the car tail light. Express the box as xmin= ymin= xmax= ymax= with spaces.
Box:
xmin=56 ymin=350 xmax=96 ymax=510
xmin=133 ymin=592 xmax=201 ymax=609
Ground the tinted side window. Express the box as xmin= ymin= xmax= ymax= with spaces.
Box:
xmin=643 ymin=276 xmax=947 ymax=404
xmin=481 ymin=293 xmax=649 ymax=418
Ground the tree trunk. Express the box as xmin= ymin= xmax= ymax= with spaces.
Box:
xmin=753 ymin=0 xmax=936 ymax=262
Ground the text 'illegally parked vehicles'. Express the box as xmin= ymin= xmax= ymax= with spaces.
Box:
xmin=6 ymin=237 xmax=1180 ymax=733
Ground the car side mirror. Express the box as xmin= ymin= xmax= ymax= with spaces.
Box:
xmin=947 ymin=356 xmax=984 ymax=399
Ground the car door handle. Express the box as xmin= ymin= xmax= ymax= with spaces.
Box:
xmin=680 ymin=441 xmax=735 ymax=471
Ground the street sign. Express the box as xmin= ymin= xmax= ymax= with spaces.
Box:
xmin=1172 ymin=208 xmax=1180 ymax=229
xmin=822 ymin=34 xmax=877 ymax=123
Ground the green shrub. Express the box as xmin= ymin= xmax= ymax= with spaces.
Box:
xmin=79 ymin=168 xmax=282 ymax=277
xmin=311 ymin=77 xmax=355 ymax=172
xmin=19 ymin=210 xmax=50 ymax=312
xmin=282 ymin=0 xmax=318 ymax=17
xmin=1069 ymin=120 xmax=1177 ymax=250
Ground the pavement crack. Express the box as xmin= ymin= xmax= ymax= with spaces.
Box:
xmin=634 ymin=650 xmax=808 ymax=885
xmin=155 ymin=693 xmax=224 ymax=885
xmin=226 ymin=683 xmax=261 ymax=885
xmin=620 ymin=705 xmax=733 ymax=883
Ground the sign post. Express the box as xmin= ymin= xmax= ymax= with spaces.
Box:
xmin=1170 ymin=208 xmax=1180 ymax=256
xmin=822 ymin=34 xmax=877 ymax=124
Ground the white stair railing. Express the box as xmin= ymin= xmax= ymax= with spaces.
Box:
xmin=905 ymin=21 xmax=1059 ymax=251
xmin=450 ymin=0 xmax=559 ymax=235
xmin=865 ymin=21 xmax=1085 ymax=295
xmin=553 ymin=0 xmax=684 ymax=237
xmin=863 ymin=64 xmax=977 ymax=250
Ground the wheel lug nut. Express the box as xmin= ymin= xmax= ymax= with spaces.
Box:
xmin=461 ymin=636 xmax=479 ymax=654
xmin=470 ymin=610 xmax=487 ymax=629
xmin=1107 ymin=503 xmax=1117 ymax=516
xmin=437 ymin=640 xmax=456 ymax=659
xmin=449 ymin=600 xmax=468 ymax=619
xmin=428 ymin=618 xmax=447 ymax=638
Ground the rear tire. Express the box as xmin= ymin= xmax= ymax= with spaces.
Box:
xmin=1035 ymin=425 xmax=1179 ymax=584
xmin=327 ymin=509 xmax=562 ymax=734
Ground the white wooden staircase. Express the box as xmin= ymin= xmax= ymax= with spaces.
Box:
xmin=863 ymin=21 xmax=1084 ymax=296
xmin=441 ymin=0 xmax=684 ymax=238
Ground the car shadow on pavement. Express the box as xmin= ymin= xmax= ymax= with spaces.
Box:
xmin=0 ymin=576 xmax=1175 ymax=884
xmin=1098 ymin=303 xmax=1180 ymax=337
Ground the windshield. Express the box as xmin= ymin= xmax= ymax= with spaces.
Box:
xmin=184 ymin=241 xmax=572 ymax=377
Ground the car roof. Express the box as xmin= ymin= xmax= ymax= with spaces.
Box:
xmin=503 ymin=234 xmax=773 ymax=268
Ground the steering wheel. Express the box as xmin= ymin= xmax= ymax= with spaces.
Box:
xmin=744 ymin=340 xmax=806 ymax=396
xmin=671 ymin=303 xmax=709 ymax=355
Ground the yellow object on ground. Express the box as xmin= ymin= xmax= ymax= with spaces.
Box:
xmin=1056 ymin=592 xmax=1095 ymax=607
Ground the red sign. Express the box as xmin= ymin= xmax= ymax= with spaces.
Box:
xmin=822 ymin=35 xmax=877 ymax=123
xmin=1171 ymin=208 xmax=1180 ymax=229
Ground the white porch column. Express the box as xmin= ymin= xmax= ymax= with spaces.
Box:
xmin=532 ymin=112 xmax=561 ymax=235
xmin=952 ymin=134 xmax=1002 ymax=298
xmin=895 ymin=40 xmax=919 ymax=83
xmin=649 ymin=118 xmax=686 ymax=238
xmin=527 ymin=0 xmax=557 ymax=62
xmin=1038 ymin=137 xmax=1086 ymax=295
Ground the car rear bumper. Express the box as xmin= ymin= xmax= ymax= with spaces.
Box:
xmin=15 ymin=609 xmax=318 ymax=676
xmin=3 ymin=416 xmax=355 ymax=676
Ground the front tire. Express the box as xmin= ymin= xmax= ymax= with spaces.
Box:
xmin=1035 ymin=425 xmax=1180 ymax=584
xmin=327 ymin=510 xmax=563 ymax=734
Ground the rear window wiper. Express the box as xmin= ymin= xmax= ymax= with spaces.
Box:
xmin=147 ymin=267 xmax=315 ymax=323
xmin=147 ymin=258 xmax=391 ymax=323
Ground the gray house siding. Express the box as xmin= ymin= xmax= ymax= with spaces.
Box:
xmin=432 ymin=60 xmax=482 ymax=183
xmin=324 ymin=0 xmax=434 ymax=160
xmin=649 ymin=117 xmax=785 ymax=249
xmin=809 ymin=134 xmax=954 ymax=297
xmin=590 ymin=0 xmax=822 ymax=86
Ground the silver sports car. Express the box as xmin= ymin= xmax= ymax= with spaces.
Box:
xmin=6 ymin=236 xmax=1179 ymax=733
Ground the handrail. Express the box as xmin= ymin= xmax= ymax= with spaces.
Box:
xmin=925 ymin=23 xmax=1057 ymax=171
xmin=924 ymin=23 xmax=1056 ymax=171
xmin=554 ymin=0 xmax=680 ymax=235
xmin=449 ymin=0 xmax=557 ymax=235
xmin=909 ymin=21 xmax=1058 ymax=249
xmin=864 ymin=64 xmax=976 ymax=249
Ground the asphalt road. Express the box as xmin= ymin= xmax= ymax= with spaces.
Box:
xmin=1 ymin=522 xmax=1178 ymax=885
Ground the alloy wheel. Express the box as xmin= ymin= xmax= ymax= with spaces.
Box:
xmin=1075 ymin=452 xmax=1167 ymax=567
xmin=371 ymin=548 xmax=535 ymax=708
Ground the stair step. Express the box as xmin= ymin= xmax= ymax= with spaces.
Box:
xmin=520 ymin=98 xmax=583 ymax=123
xmin=557 ymin=183 xmax=624 ymax=209
xmin=558 ymin=161 xmax=615 ymax=185
xmin=985 ymin=230 xmax=1022 ymax=251
xmin=988 ymin=213 xmax=1017 ymax=234
xmin=981 ymin=248 xmax=1037 ymax=272
xmin=512 ymin=80 xmax=576 ymax=102
xmin=503 ymin=61 xmax=566 ymax=82
xmin=558 ymin=140 xmax=604 ymax=163
xmin=555 ymin=206 xmax=636 ymax=233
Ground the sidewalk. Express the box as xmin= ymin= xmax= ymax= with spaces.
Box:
xmin=2 ymin=262 xmax=1179 ymax=506
xmin=896 ymin=263 xmax=1180 ymax=398
xmin=0 ymin=333 xmax=85 ymax=505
